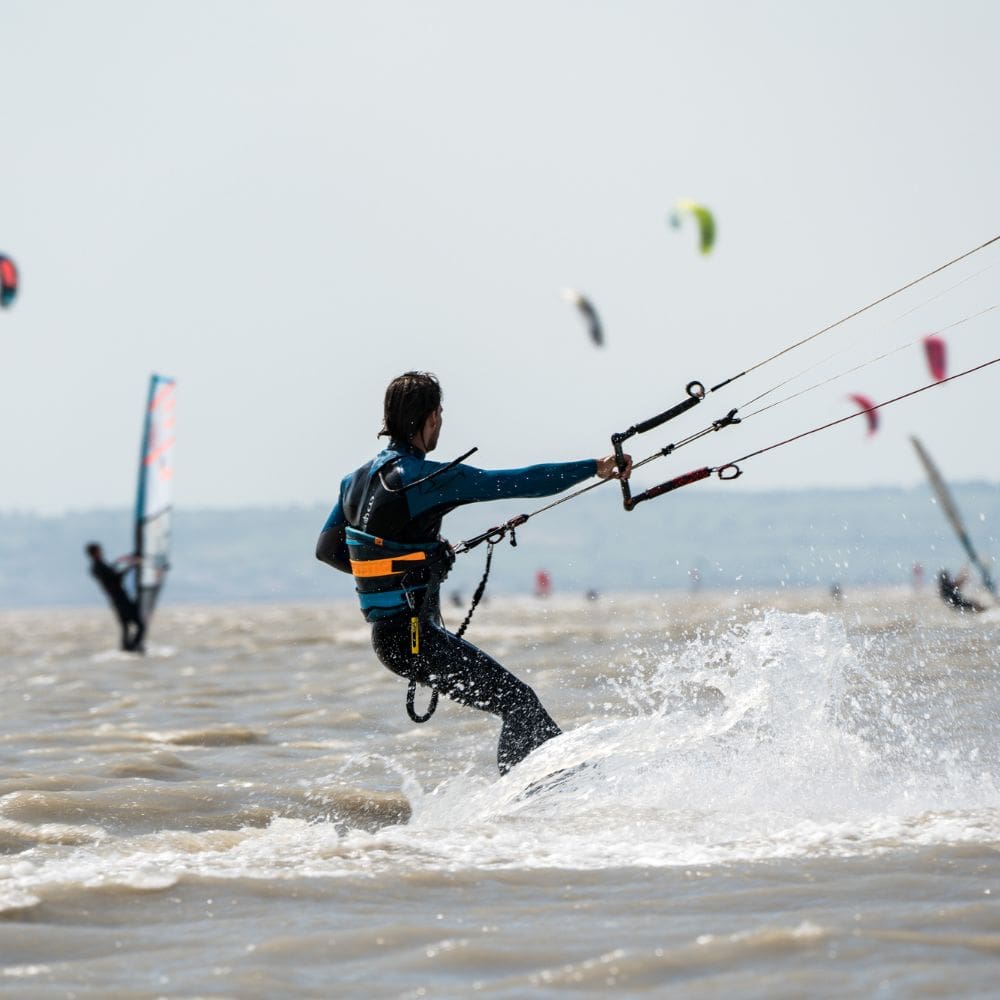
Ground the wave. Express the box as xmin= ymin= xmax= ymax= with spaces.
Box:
xmin=2 ymin=611 xmax=997 ymax=907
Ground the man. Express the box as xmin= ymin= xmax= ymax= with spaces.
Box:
xmin=85 ymin=543 xmax=145 ymax=651
xmin=937 ymin=568 xmax=986 ymax=613
xmin=316 ymin=371 xmax=631 ymax=774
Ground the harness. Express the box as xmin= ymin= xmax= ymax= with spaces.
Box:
xmin=346 ymin=526 xmax=454 ymax=723
xmin=345 ymin=527 xmax=440 ymax=619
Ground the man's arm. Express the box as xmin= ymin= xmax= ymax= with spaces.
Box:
xmin=316 ymin=498 xmax=352 ymax=574
xmin=409 ymin=454 xmax=630 ymax=515
xmin=112 ymin=554 xmax=140 ymax=581
xmin=413 ymin=458 xmax=596 ymax=510
xmin=316 ymin=525 xmax=351 ymax=573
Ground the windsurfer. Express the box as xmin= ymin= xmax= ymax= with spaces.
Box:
xmin=316 ymin=371 xmax=631 ymax=774
xmin=85 ymin=543 xmax=145 ymax=651
xmin=937 ymin=568 xmax=986 ymax=614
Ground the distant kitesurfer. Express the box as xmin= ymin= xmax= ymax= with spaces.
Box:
xmin=316 ymin=371 xmax=632 ymax=774
xmin=85 ymin=543 xmax=145 ymax=651
xmin=937 ymin=568 xmax=986 ymax=614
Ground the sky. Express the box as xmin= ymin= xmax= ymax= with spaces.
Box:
xmin=2 ymin=1 xmax=999 ymax=513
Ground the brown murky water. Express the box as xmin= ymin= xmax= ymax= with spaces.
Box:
xmin=1 ymin=588 xmax=998 ymax=997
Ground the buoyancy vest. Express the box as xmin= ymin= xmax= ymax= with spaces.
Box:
xmin=345 ymin=526 xmax=449 ymax=621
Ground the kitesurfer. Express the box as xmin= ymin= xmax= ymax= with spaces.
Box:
xmin=85 ymin=543 xmax=145 ymax=651
xmin=937 ymin=568 xmax=986 ymax=613
xmin=316 ymin=371 xmax=631 ymax=775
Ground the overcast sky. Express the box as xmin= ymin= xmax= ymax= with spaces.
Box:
xmin=3 ymin=1 xmax=998 ymax=513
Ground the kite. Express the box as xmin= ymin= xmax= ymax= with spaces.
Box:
xmin=668 ymin=199 xmax=716 ymax=255
xmin=560 ymin=289 xmax=604 ymax=347
xmin=923 ymin=334 xmax=946 ymax=381
xmin=0 ymin=254 xmax=17 ymax=308
xmin=847 ymin=393 xmax=879 ymax=436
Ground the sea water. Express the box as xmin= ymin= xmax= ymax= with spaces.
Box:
xmin=0 ymin=589 xmax=998 ymax=997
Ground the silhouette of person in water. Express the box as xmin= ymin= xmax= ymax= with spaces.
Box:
xmin=85 ymin=543 xmax=145 ymax=651
xmin=937 ymin=568 xmax=986 ymax=614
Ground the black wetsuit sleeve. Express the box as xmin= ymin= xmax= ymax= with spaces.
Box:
xmin=316 ymin=489 xmax=352 ymax=574
xmin=316 ymin=524 xmax=350 ymax=573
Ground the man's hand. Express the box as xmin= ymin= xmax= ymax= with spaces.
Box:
xmin=596 ymin=454 xmax=632 ymax=480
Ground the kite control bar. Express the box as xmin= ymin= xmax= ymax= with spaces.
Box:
xmin=446 ymin=385 xmax=748 ymax=638
xmin=611 ymin=381 xmax=705 ymax=508
xmin=611 ymin=381 xmax=744 ymax=510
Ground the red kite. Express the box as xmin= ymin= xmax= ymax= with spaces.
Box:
xmin=847 ymin=393 xmax=879 ymax=436
xmin=923 ymin=335 xmax=946 ymax=381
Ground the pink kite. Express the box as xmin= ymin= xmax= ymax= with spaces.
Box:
xmin=923 ymin=335 xmax=946 ymax=381
xmin=847 ymin=393 xmax=879 ymax=436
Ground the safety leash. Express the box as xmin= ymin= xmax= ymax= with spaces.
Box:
xmin=455 ymin=539 xmax=496 ymax=639
xmin=405 ymin=532 xmax=495 ymax=724
xmin=406 ymin=678 xmax=436 ymax=724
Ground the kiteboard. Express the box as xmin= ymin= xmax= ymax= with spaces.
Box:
xmin=520 ymin=760 xmax=597 ymax=799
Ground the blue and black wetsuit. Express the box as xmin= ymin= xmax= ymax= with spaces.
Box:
xmin=317 ymin=440 xmax=597 ymax=773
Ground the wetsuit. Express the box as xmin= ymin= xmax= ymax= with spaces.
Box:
xmin=317 ymin=440 xmax=597 ymax=773
xmin=89 ymin=557 xmax=144 ymax=651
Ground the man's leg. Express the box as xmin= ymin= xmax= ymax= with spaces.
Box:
xmin=371 ymin=616 xmax=561 ymax=773
xmin=113 ymin=603 xmax=133 ymax=650
xmin=130 ymin=614 xmax=146 ymax=653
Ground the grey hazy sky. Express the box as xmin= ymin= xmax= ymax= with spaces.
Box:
xmin=3 ymin=1 xmax=998 ymax=512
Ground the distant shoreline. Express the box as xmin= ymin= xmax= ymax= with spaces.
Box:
xmin=2 ymin=483 xmax=996 ymax=609
xmin=2 ymin=582 xmax=988 ymax=618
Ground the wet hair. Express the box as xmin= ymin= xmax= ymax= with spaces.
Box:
xmin=379 ymin=371 xmax=442 ymax=441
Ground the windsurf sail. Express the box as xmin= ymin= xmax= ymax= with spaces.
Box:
xmin=135 ymin=374 xmax=176 ymax=626
xmin=910 ymin=435 xmax=996 ymax=598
